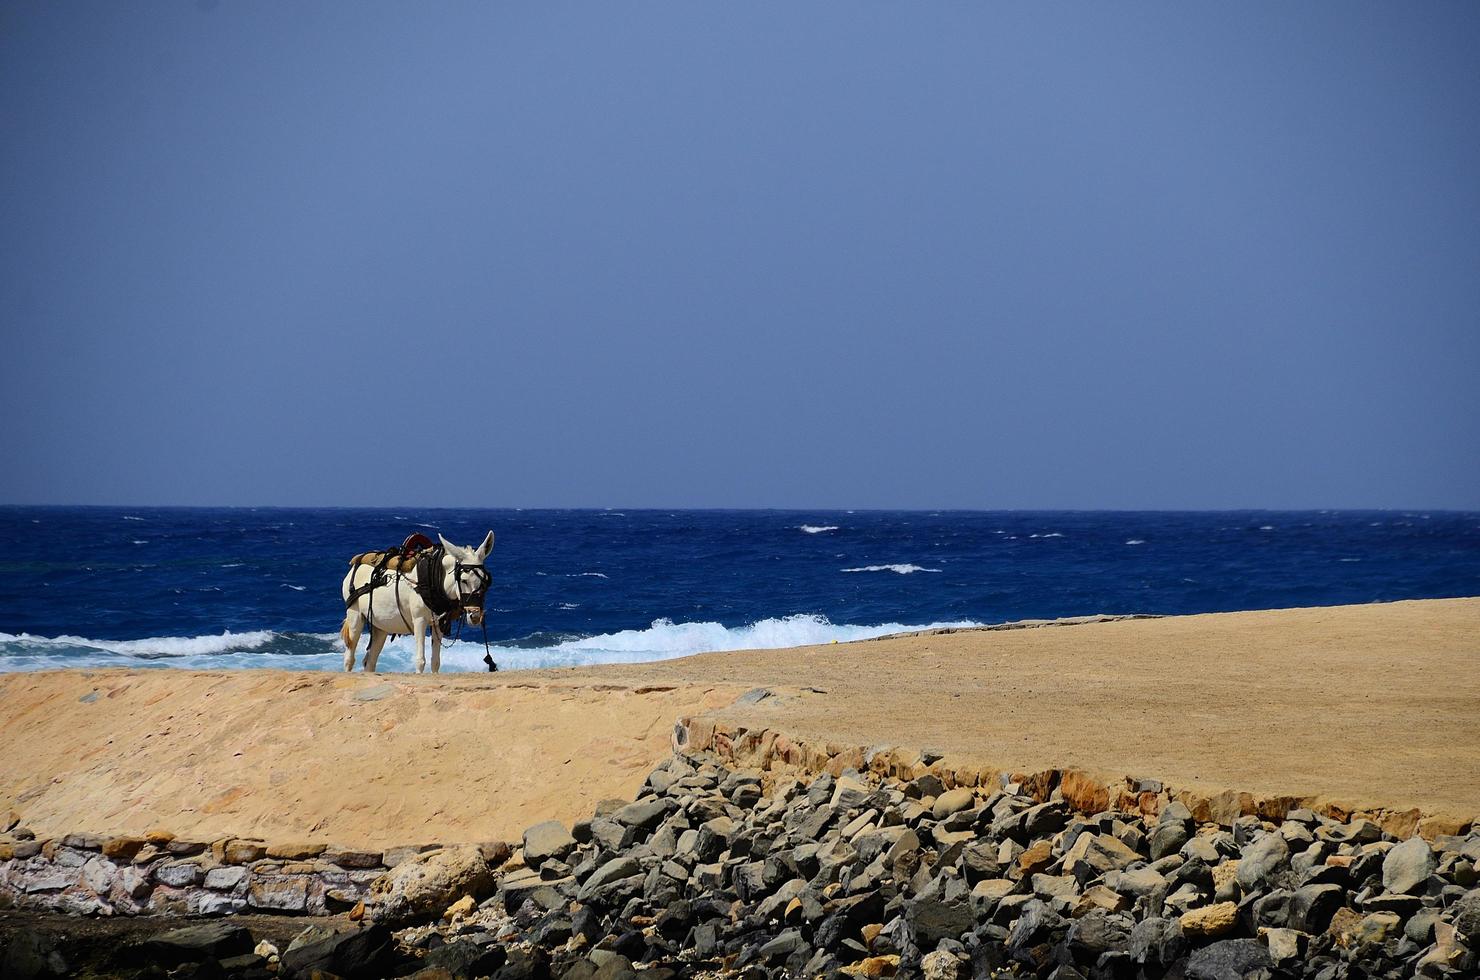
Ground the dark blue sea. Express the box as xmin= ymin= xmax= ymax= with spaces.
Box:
xmin=1 ymin=508 xmax=1476 ymax=672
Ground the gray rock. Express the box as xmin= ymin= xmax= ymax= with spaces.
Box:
xmin=831 ymin=776 xmax=872 ymax=810
xmin=523 ymin=820 xmax=577 ymax=867
xmin=1381 ymin=836 xmax=1436 ymax=895
xmin=1150 ymin=821 xmax=1190 ymax=861
xmin=153 ymin=862 xmax=199 ymax=887
xmin=1236 ymin=832 xmax=1289 ymax=891
xmin=204 ymin=865 xmax=247 ymax=890
xmin=908 ymin=875 xmax=974 ymax=946
xmin=1067 ymin=910 xmax=1130 ymax=957
xmin=248 ymin=875 xmax=309 ymax=912
xmin=143 ymin=922 xmax=253 ymax=964
xmin=612 ymin=798 xmax=667 ymax=830
xmin=1185 ymin=938 xmax=1272 ymax=980
xmin=425 ymin=938 xmax=507 ymax=977
xmin=1289 ymin=882 xmax=1345 ymax=933
xmin=1452 ymin=888 xmax=1480 ymax=943
xmin=280 ymin=925 xmax=395 ymax=978
xmin=579 ymin=856 xmax=640 ymax=896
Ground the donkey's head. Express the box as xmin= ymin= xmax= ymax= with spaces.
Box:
xmin=438 ymin=531 xmax=494 ymax=626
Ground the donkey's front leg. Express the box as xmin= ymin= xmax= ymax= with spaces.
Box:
xmin=413 ymin=619 xmax=428 ymax=673
xmin=430 ymin=626 xmax=442 ymax=674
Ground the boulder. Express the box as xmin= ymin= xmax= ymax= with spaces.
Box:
xmin=425 ymin=939 xmax=507 ymax=978
xmin=1185 ymin=939 xmax=1272 ymax=980
xmin=1129 ymin=916 xmax=1186 ymax=965
xmin=523 ymin=821 xmax=577 ymax=867
xmin=248 ymin=875 xmax=310 ymax=912
xmin=280 ymin=924 xmax=395 ymax=978
xmin=907 ymin=876 xmax=974 ymax=946
xmin=1063 ymin=833 xmax=1139 ymax=878
xmin=1179 ymin=901 xmax=1238 ymax=939
xmin=141 ymin=922 xmax=253 ymax=964
xmin=223 ymin=840 xmax=267 ymax=864
xmin=920 ymin=949 xmax=962 ymax=980
xmin=1288 ymin=883 xmax=1345 ymax=933
xmin=102 ymin=836 xmax=147 ymax=861
xmin=611 ymin=799 xmax=667 ymax=830
xmin=1235 ymin=833 xmax=1288 ymax=891
xmin=1258 ymin=926 xmax=1305 ymax=965
xmin=204 ymin=866 xmax=247 ymax=891
xmin=1452 ymin=888 xmax=1480 ymax=943
xmin=1381 ymin=836 xmax=1436 ymax=895
xmin=931 ymin=789 xmax=974 ymax=821
xmin=369 ymin=844 xmax=502 ymax=925
xmin=323 ymin=848 xmax=383 ymax=869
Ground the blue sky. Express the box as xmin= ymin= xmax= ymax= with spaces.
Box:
xmin=2 ymin=3 xmax=1477 ymax=508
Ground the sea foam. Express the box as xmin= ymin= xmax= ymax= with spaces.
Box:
xmin=0 ymin=615 xmax=980 ymax=674
xmin=840 ymin=564 xmax=941 ymax=574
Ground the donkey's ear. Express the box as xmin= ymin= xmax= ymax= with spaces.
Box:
xmin=439 ymin=533 xmax=463 ymax=557
xmin=476 ymin=530 xmax=495 ymax=560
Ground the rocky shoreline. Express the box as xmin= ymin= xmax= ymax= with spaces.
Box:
xmin=4 ymin=749 xmax=1478 ymax=979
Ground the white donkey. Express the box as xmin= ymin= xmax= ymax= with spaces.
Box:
xmin=339 ymin=531 xmax=494 ymax=673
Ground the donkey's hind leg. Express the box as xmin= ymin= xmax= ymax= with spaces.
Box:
xmin=341 ymin=608 xmax=365 ymax=672
xmin=363 ymin=627 xmax=389 ymax=673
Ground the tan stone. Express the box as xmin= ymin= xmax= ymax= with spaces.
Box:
xmin=1059 ymin=770 xmax=1111 ymax=814
xmin=224 ymin=840 xmax=267 ymax=864
xmin=1327 ymin=906 xmax=1364 ymax=948
xmin=0 ymin=843 xmax=13 ymax=860
xmin=1180 ymin=902 xmax=1239 ymax=938
xmin=1016 ymin=840 xmax=1054 ymax=878
xmin=144 ymin=828 xmax=176 ymax=846
xmin=1211 ymin=861 xmax=1240 ymax=891
xmin=102 ymin=836 xmax=147 ymax=861
xmin=1073 ymin=884 xmax=1130 ymax=917
xmin=267 ymin=841 xmax=327 ymax=860
xmin=1418 ymin=814 xmax=1471 ymax=840
xmin=861 ymin=922 xmax=884 ymax=948
xmin=844 ymin=956 xmax=899 ymax=978
xmin=443 ymin=894 xmax=475 ymax=920
xmin=1377 ymin=809 xmax=1421 ymax=840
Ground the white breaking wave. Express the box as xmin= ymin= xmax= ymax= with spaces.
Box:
xmin=0 ymin=630 xmax=276 ymax=663
xmin=840 ymin=564 xmax=941 ymax=574
xmin=1125 ymin=539 xmax=1146 ymax=545
xmin=0 ymin=614 xmax=982 ymax=673
xmin=569 ymin=572 xmax=609 ymax=578
xmin=1028 ymin=533 xmax=1064 ymax=539
xmin=799 ymin=525 xmax=839 ymax=534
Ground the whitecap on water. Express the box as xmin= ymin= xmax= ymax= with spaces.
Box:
xmin=799 ymin=525 xmax=839 ymax=534
xmin=840 ymin=564 xmax=941 ymax=574
xmin=1125 ymin=539 xmax=1146 ymax=545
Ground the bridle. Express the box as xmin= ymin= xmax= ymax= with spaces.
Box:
xmin=446 ymin=556 xmax=497 ymax=673
xmin=450 ymin=560 xmax=491 ymax=612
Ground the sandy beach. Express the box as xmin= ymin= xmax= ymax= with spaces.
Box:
xmin=2 ymin=598 xmax=1475 ymax=849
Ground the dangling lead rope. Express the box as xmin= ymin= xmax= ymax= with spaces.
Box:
xmin=481 ymin=620 xmax=498 ymax=672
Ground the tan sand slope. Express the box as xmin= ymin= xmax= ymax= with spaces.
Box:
xmin=0 ymin=598 xmax=1476 ymax=848
xmin=0 ymin=672 xmax=743 ymax=848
